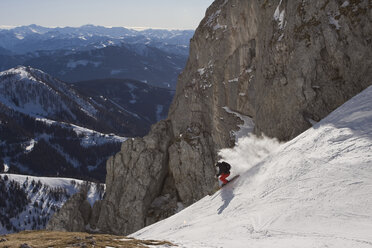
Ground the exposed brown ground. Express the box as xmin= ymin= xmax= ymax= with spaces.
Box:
xmin=0 ymin=230 xmax=175 ymax=248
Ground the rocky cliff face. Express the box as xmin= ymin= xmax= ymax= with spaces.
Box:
xmin=48 ymin=0 xmax=372 ymax=235
xmin=95 ymin=120 xmax=173 ymax=234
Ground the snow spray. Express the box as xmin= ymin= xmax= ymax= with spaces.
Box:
xmin=218 ymin=134 xmax=281 ymax=177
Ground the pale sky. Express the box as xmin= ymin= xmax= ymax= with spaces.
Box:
xmin=0 ymin=0 xmax=215 ymax=30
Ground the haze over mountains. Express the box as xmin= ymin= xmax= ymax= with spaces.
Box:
xmin=0 ymin=24 xmax=192 ymax=88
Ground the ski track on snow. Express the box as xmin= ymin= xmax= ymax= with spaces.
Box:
xmin=132 ymin=86 xmax=372 ymax=247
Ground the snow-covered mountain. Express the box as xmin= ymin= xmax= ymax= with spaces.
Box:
xmin=0 ymin=25 xmax=191 ymax=88
xmin=0 ymin=66 xmax=173 ymax=181
xmin=0 ymin=173 xmax=103 ymax=234
xmin=0 ymin=66 xmax=172 ymax=136
xmin=132 ymin=85 xmax=372 ymax=247
xmin=0 ymin=66 xmax=98 ymax=122
xmin=0 ymin=24 xmax=193 ymax=55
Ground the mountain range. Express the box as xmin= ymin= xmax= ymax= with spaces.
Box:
xmin=0 ymin=25 xmax=193 ymax=88
xmin=0 ymin=26 xmax=186 ymax=235
xmin=0 ymin=24 xmax=193 ymax=55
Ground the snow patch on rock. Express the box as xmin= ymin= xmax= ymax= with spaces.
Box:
xmin=223 ymin=107 xmax=255 ymax=142
xmin=274 ymin=0 xmax=286 ymax=29
xmin=329 ymin=16 xmax=341 ymax=30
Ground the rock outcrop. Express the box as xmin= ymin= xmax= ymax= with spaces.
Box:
xmin=95 ymin=120 xmax=173 ymax=234
xmin=46 ymin=190 xmax=91 ymax=232
xmin=48 ymin=0 xmax=372 ymax=235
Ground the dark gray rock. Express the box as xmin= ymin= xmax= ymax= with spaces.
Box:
xmin=20 ymin=244 xmax=32 ymax=248
xmin=88 ymin=200 xmax=102 ymax=230
xmin=252 ymin=0 xmax=372 ymax=140
xmin=46 ymin=190 xmax=91 ymax=232
xmin=96 ymin=120 xmax=173 ymax=235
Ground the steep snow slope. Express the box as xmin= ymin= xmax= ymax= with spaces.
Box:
xmin=0 ymin=174 xmax=104 ymax=234
xmin=133 ymin=86 xmax=372 ymax=247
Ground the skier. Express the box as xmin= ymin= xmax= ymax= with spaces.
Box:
xmin=216 ymin=161 xmax=231 ymax=186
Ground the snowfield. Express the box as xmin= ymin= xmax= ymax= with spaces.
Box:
xmin=133 ymin=86 xmax=372 ymax=247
